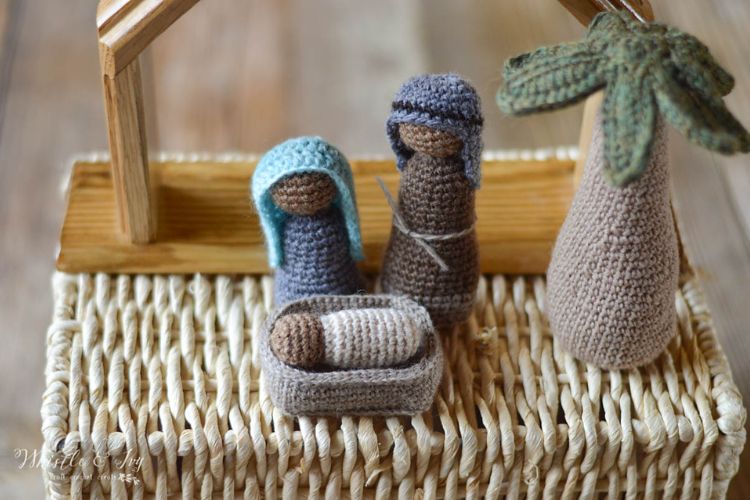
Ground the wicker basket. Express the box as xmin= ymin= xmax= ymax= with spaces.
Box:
xmin=41 ymin=255 xmax=746 ymax=499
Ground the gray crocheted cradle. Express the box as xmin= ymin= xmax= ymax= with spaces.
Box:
xmin=260 ymin=295 xmax=444 ymax=416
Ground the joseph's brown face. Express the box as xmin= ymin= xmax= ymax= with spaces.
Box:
xmin=271 ymin=172 xmax=337 ymax=216
xmin=399 ymin=123 xmax=462 ymax=158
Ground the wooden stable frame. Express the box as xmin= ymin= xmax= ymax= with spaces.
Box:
xmin=56 ymin=0 xmax=653 ymax=275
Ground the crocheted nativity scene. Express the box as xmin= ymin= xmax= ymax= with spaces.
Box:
xmin=252 ymin=135 xmax=446 ymax=416
xmin=39 ymin=1 xmax=750 ymax=497
xmin=250 ymin=13 xmax=750 ymax=417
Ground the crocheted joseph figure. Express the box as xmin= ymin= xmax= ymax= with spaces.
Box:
xmin=497 ymin=12 xmax=750 ymax=368
xmin=252 ymin=136 xmax=366 ymax=306
xmin=380 ymin=74 xmax=483 ymax=330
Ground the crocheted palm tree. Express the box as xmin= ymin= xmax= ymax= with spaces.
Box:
xmin=497 ymin=11 xmax=750 ymax=186
xmin=497 ymin=12 xmax=750 ymax=369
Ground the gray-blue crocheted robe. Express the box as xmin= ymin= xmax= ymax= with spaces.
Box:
xmin=274 ymin=207 xmax=366 ymax=306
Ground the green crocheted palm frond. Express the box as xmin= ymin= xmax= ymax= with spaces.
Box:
xmin=497 ymin=11 xmax=750 ymax=186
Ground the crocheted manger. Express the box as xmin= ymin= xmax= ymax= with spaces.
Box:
xmin=42 ymin=261 xmax=745 ymax=499
xmin=260 ymin=294 xmax=443 ymax=416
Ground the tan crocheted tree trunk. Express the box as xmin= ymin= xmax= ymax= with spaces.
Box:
xmin=547 ymin=113 xmax=679 ymax=369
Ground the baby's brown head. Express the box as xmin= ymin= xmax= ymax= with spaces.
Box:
xmin=270 ymin=313 xmax=325 ymax=368
xmin=398 ymin=123 xmax=462 ymax=158
xmin=271 ymin=172 xmax=337 ymax=215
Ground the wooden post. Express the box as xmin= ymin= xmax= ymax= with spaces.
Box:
xmin=102 ymin=57 xmax=155 ymax=243
xmin=574 ymin=91 xmax=603 ymax=188
xmin=97 ymin=0 xmax=199 ymax=244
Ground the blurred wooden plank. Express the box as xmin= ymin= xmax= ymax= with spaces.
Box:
xmin=652 ymin=5 xmax=750 ymax=498
xmin=146 ymin=0 xmax=292 ymax=153
xmin=283 ymin=0 xmax=427 ymax=153
xmin=655 ymin=0 xmax=750 ymax=240
xmin=0 ymin=2 xmax=106 ymax=497
xmin=420 ymin=0 xmax=584 ymax=150
xmin=56 ymin=157 xmax=575 ymax=274
xmin=725 ymin=161 xmax=750 ymax=240
xmin=0 ymin=0 xmax=108 ymax=425
xmin=669 ymin=139 xmax=750 ymax=500
xmin=0 ymin=2 xmax=44 ymax=498
xmin=0 ymin=0 xmax=17 ymax=132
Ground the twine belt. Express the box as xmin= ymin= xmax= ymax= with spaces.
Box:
xmin=376 ymin=177 xmax=475 ymax=272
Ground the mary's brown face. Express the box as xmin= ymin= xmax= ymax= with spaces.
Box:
xmin=398 ymin=123 xmax=462 ymax=158
xmin=271 ymin=172 xmax=337 ymax=216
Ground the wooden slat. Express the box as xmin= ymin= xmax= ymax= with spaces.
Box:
xmin=557 ymin=0 xmax=604 ymax=26
xmin=147 ymin=0 xmax=291 ymax=152
xmin=56 ymin=158 xmax=575 ymax=274
xmin=97 ymin=0 xmax=199 ymax=77
xmin=557 ymin=0 xmax=654 ymax=26
xmin=97 ymin=0 xmax=201 ymax=245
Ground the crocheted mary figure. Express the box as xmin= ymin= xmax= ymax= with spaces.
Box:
xmin=380 ymin=74 xmax=483 ymax=330
xmin=252 ymin=137 xmax=366 ymax=306
xmin=497 ymin=12 xmax=750 ymax=368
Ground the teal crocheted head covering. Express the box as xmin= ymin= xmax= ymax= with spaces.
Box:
xmin=251 ymin=136 xmax=364 ymax=268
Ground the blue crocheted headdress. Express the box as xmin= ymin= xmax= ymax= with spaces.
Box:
xmin=387 ymin=73 xmax=484 ymax=187
xmin=251 ymin=136 xmax=364 ymax=268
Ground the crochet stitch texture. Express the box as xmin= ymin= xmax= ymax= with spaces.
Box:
xmin=387 ymin=73 xmax=484 ymax=187
xmin=270 ymin=313 xmax=325 ymax=368
xmin=261 ymin=295 xmax=443 ymax=417
xmin=320 ymin=308 xmax=421 ymax=369
xmin=380 ymin=150 xmax=479 ymax=329
xmin=271 ymin=172 xmax=337 ymax=216
xmin=497 ymin=11 xmax=750 ymax=186
xmin=547 ymin=113 xmax=679 ymax=369
xmin=382 ymin=74 xmax=483 ymax=330
xmin=271 ymin=308 xmax=422 ymax=369
xmin=251 ymin=136 xmax=364 ymax=268
xmin=273 ymin=207 xmax=366 ymax=306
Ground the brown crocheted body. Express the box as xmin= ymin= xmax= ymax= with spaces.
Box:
xmin=381 ymin=152 xmax=478 ymax=329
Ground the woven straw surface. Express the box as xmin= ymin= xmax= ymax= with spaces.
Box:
xmin=41 ymin=263 xmax=745 ymax=499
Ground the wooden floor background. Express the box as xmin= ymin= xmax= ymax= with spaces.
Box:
xmin=1 ymin=0 xmax=749 ymax=497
